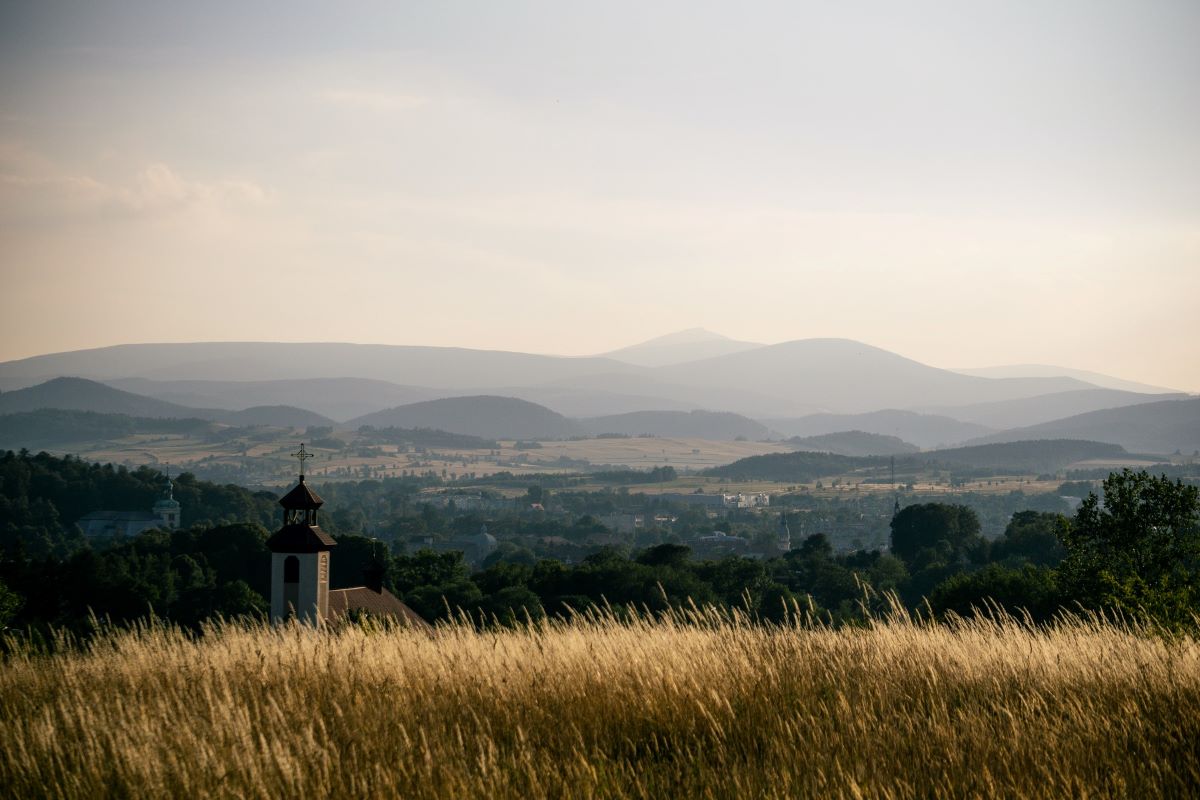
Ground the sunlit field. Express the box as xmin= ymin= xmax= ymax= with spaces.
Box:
xmin=2 ymin=609 xmax=1198 ymax=799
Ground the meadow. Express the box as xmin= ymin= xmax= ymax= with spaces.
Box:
xmin=2 ymin=607 xmax=1198 ymax=799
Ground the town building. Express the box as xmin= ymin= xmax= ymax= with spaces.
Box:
xmin=690 ymin=530 xmax=749 ymax=558
xmin=600 ymin=512 xmax=644 ymax=535
xmin=77 ymin=474 xmax=181 ymax=537
xmin=409 ymin=524 xmax=498 ymax=567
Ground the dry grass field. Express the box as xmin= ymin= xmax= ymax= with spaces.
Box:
xmin=2 ymin=608 xmax=1198 ymax=799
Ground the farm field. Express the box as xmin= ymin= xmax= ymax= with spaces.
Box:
xmin=28 ymin=429 xmax=1165 ymax=500
xmin=2 ymin=611 xmax=1197 ymax=799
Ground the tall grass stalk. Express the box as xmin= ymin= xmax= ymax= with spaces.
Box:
xmin=2 ymin=605 xmax=1198 ymax=798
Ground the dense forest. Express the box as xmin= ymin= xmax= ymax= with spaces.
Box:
xmin=0 ymin=450 xmax=1196 ymax=634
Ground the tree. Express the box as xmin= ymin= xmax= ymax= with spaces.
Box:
xmin=929 ymin=564 xmax=1059 ymax=622
xmin=992 ymin=511 xmax=1067 ymax=567
xmin=0 ymin=578 xmax=22 ymax=628
xmin=1058 ymin=470 xmax=1200 ymax=625
xmin=889 ymin=503 xmax=982 ymax=566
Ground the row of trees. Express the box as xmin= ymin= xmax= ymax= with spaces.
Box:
xmin=1 ymin=447 xmax=1196 ymax=632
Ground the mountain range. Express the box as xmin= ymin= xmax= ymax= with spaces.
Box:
xmin=0 ymin=332 xmax=1193 ymax=453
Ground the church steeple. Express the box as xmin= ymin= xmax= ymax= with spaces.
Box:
xmin=153 ymin=466 xmax=181 ymax=529
xmin=266 ymin=444 xmax=336 ymax=625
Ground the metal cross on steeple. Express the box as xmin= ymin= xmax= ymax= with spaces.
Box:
xmin=292 ymin=443 xmax=314 ymax=478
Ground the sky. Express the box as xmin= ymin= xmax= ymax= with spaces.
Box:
xmin=1 ymin=1 xmax=1198 ymax=390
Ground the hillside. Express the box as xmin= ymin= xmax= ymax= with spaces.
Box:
xmin=921 ymin=388 xmax=1183 ymax=429
xmin=0 ymin=409 xmax=213 ymax=449
xmin=659 ymin=339 xmax=1094 ymax=415
xmin=0 ymin=377 xmax=202 ymax=418
xmin=600 ymin=328 xmax=764 ymax=367
xmin=216 ymin=405 xmax=334 ymax=428
xmin=349 ymin=396 xmax=578 ymax=440
xmin=788 ymin=430 xmax=919 ymax=457
xmin=763 ymin=410 xmax=993 ymax=449
xmin=706 ymin=450 xmax=876 ymax=482
xmin=107 ymin=377 xmax=442 ymax=422
xmin=953 ymin=364 xmax=1181 ymax=394
xmin=710 ymin=438 xmax=1134 ymax=481
xmin=968 ymin=397 xmax=1200 ymax=455
xmin=0 ymin=377 xmax=334 ymax=429
xmin=578 ymin=410 xmax=769 ymax=440
xmin=0 ymin=339 xmax=1119 ymax=419
xmin=924 ymin=439 xmax=1130 ymax=473
xmin=0 ymin=342 xmax=641 ymax=391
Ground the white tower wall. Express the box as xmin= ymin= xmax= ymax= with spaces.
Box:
xmin=270 ymin=551 xmax=330 ymax=625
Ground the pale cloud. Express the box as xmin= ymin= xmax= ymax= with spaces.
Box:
xmin=0 ymin=143 xmax=269 ymax=221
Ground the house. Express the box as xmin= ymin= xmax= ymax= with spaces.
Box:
xmin=410 ymin=524 xmax=498 ymax=567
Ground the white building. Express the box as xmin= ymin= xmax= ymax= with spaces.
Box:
xmin=77 ymin=476 xmax=181 ymax=537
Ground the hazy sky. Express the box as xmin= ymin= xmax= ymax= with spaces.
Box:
xmin=1 ymin=1 xmax=1198 ymax=389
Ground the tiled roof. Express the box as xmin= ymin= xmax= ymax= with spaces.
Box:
xmin=278 ymin=478 xmax=324 ymax=510
xmin=265 ymin=524 xmax=337 ymax=553
xmin=78 ymin=511 xmax=158 ymax=522
xmin=328 ymin=587 xmax=432 ymax=630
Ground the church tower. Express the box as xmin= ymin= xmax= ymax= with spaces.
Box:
xmin=267 ymin=445 xmax=336 ymax=625
xmin=153 ymin=470 xmax=181 ymax=530
xmin=778 ymin=513 xmax=791 ymax=553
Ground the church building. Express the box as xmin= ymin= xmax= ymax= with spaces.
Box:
xmin=267 ymin=445 xmax=428 ymax=629
xmin=77 ymin=473 xmax=182 ymax=537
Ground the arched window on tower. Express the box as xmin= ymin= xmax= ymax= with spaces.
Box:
xmin=284 ymin=556 xmax=299 ymax=583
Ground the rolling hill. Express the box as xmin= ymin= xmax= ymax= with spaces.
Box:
xmin=348 ymin=396 xmax=578 ymax=440
xmin=106 ymin=377 xmax=443 ymax=422
xmin=0 ymin=342 xmax=641 ymax=391
xmin=708 ymin=439 xmax=1135 ymax=482
xmin=600 ymin=328 xmax=764 ymax=367
xmin=0 ymin=339 xmax=1124 ymax=419
xmin=0 ymin=377 xmax=202 ymax=418
xmin=0 ymin=409 xmax=214 ymax=449
xmin=217 ymin=406 xmax=334 ymax=428
xmin=967 ymin=398 xmax=1200 ymax=455
xmin=923 ymin=440 xmax=1131 ymax=473
xmin=920 ymin=388 xmax=1185 ymax=429
xmin=658 ymin=339 xmax=1095 ymax=414
xmin=762 ymin=410 xmax=994 ymax=449
xmin=0 ymin=377 xmax=334 ymax=429
xmin=577 ymin=410 xmax=769 ymax=440
xmin=953 ymin=364 xmax=1181 ymax=395
xmin=788 ymin=431 xmax=919 ymax=457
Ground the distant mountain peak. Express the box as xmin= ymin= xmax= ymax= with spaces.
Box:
xmin=625 ymin=328 xmax=737 ymax=346
xmin=601 ymin=329 xmax=764 ymax=367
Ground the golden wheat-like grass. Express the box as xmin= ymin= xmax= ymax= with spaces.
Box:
xmin=1 ymin=607 xmax=1198 ymax=799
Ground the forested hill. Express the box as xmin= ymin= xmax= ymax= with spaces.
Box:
xmin=0 ymin=377 xmax=335 ymax=429
xmin=923 ymin=440 xmax=1129 ymax=472
xmin=349 ymin=396 xmax=579 ymax=440
xmin=967 ymin=397 xmax=1200 ymax=455
xmin=788 ymin=430 xmax=919 ymax=457
xmin=0 ymin=377 xmax=201 ymax=418
xmin=0 ymin=450 xmax=279 ymax=557
xmin=0 ymin=409 xmax=213 ymax=450
xmin=578 ymin=410 xmax=768 ymax=440
xmin=708 ymin=439 xmax=1136 ymax=481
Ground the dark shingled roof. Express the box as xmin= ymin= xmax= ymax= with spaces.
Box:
xmin=265 ymin=523 xmax=337 ymax=553
xmin=279 ymin=478 xmax=324 ymax=510
xmin=78 ymin=511 xmax=159 ymax=522
xmin=328 ymin=587 xmax=432 ymax=630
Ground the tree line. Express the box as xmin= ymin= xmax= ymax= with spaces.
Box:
xmin=0 ymin=449 xmax=1196 ymax=633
